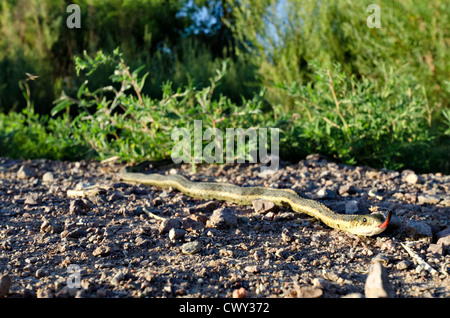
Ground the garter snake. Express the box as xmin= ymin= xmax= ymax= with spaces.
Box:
xmin=119 ymin=168 xmax=391 ymax=236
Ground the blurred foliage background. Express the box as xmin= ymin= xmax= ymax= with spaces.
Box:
xmin=0 ymin=0 xmax=449 ymax=173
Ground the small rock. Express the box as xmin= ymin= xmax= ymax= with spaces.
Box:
xmin=194 ymin=201 xmax=220 ymax=213
xmin=275 ymin=248 xmax=287 ymax=259
xmin=281 ymin=227 xmax=294 ymax=242
xmin=42 ymin=172 xmax=54 ymax=183
xmin=345 ymin=200 xmax=359 ymax=214
xmin=159 ymin=218 xmax=182 ymax=234
xmin=40 ymin=220 xmax=52 ymax=232
xmin=427 ymin=243 xmax=445 ymax=256
xmin=417 ymin=195 xmax=441 ymax=205
xmin=69 ymin=199 xmax=89 ymax=215
xmin=368 ymin=188 xmax=383 ymax=200
xmin=232 ymin=287 xmax=247 ymax=298
xmin=107 ymin=191 xmax=125 ymax=202
xmin=436 ymin=228 xmax=450 ymax=253
xmin=312 ymin=278 xmax=328 ymax=289
xmin=0 ymin=273 xmax=12 ymax=297
xmin=92 ymin=246 xmax=111 ymax=257
xmin=252 ymin=199 xmax=278 ymax=214
xmin=25 ymin=256 xmax=39 ymax=264
xmin=35 ymin=268 xmax=47 ymax=278
xmin=315 ymin=187 xmax=337 ymax=199
xmin=36 ymin=288 xmax=54 ymax=298
xmin=169 ymin=228 xmax=186 ymax=241
xmin=17 ymin=165 xmax=36 ymax=179
xmin=415 ymin=265 xmax=426 ymax=274
xmin=404 ymin=173 xmax=418 ymax=185
xmin=181 ymin=241 xmax=201 ymax=254
xmin=66 ymin=228 xmax=86 ymax=239
xmin=24 ymin=193 xmax=39 ymax=205
xmin=366 ymin=171 xmax=379 ymax=179
xmin=395 ymin=260 xmax=411 ymax=270
xmin=322 ymin=270 xmax=343 ymax=283
xmin=244 ymin=265 xmax=260 ymax=274
xmin=404 ymin=220 xmax=433 ymax=240
xmin=296 ymin=286 xmax=323 ymax=298
xmin=181 ymin=217 xmax=205 ymax=232
xmin=207 ymin=208 xmax=237 ymax=229
xmin=364 ymin=261 xmax=394 ymax=298
xmin=111 ymin=272 xmax=125 ymax=286
xmin=338 ymin=184 xmax=357 ymax=195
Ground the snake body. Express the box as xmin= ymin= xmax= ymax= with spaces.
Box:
xmin=119 ymin=169 xmax=391 ymax=236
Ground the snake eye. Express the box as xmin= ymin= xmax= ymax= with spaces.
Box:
xmin=362 ymin=217 xmax=367 ymax=223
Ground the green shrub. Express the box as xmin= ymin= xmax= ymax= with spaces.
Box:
xmin=275 ymin=62 xmax=449 ymax=172
xmin=51 ymin=49 xmax=267 ymax=164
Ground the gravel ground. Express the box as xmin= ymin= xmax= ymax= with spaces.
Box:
xmin=0 ymin=155 xmax=449 ymax=298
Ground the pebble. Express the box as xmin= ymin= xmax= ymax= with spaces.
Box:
xmin=35 ymin=268 xmax=47 ymax=278
xmin=65 ymin=228 xmax=86 ymax=239
xmin=42 ymin=172 xmax=54 ymax=183
xmin=181 ymin=241 xmax=201 ymax=254
xmin=345 ymin=200 xmax=359 ymax=214
xmin=92 ymin=246 xmax=111 ymax=257
xmin=17 ymin=165 xmax=36 ymax=179
xmin=436 ymin=228 xmax=450 ymax=253
xmin=69 ymin=199 xmax=89 ymax=215
xmin=207 ymin=208 xmax=237 ymax=229
xmin=315 ymin=187 xmax=337 ymax=199
xmin=368 ymin=188 xmax=383 ymax=200
xmin=338 ymin=184 xmax=357 ymax=195
xmin=296 ymin=286 xmax=323 ymax=298
xmin=36 ymin=288 xmax=54 ymax=298
xmin=181 ymin=217 xmax=205 ymax=232
xmin=194 ymin=201 xmax=220 ymax=213
xmin=0 ymin=273 xmax=12 ymax=297
xmin=281 ymin=227 xmax=294 ymax=242
xmin=111 ymin=272 xmax=125 ymax=286
xmin=107 ymin=191 xmax=125 ymax=202
xmin=252 ymin=199 xmax=278 ymax=214
xmin=158 ymin=218 xmax=182 ymax=234
xmin=24 ymin=193 xmax=39 ymax=205
xmin=232 ymin=287 xmax=247 ymax=298
xmin=169 ymin=228 xmax=186 ymax=241
xmin=427 ymin=243 xmax=444 ymax=256
xmin=404 ymin=220 xmax=432 ymax=240
xmin=364 ymin=261 xmax=394 ymax=298
xmin=404 ymin=173 xmax=419 ymax=185
xmin=244 ymin=265 xmax=260 ymax=273
xmin=395 ymin=260 xmax=411 ymax=270
xmin=417 ymin=195 xmax=441 ymax=205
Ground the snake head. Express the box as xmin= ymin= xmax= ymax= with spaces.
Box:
xmin=348 ymin=211 xmax=392 ymax=236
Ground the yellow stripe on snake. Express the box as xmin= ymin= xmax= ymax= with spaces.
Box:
xmin=119 ymin=168 xmax=391 ymax=236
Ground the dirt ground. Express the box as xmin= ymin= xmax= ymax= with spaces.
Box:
xmin=0 ymin=155 xmax=448 ymax=298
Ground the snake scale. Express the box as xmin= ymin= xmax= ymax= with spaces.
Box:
xmin=119 ymin=168 xmax=391 ymax=236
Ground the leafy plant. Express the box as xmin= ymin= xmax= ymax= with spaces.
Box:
xmin=51 ymin=49 xmax=267 ymax=164
xmin=275 ymin=62 xmax=443 ymax=172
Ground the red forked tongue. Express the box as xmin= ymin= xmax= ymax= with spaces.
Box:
xmin=378 ymin=211 xmax=392 ymax=228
